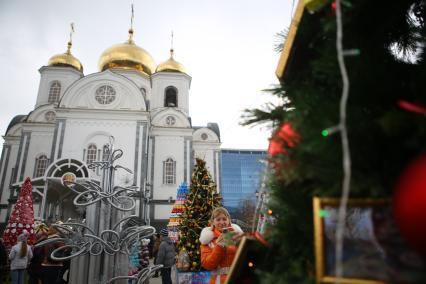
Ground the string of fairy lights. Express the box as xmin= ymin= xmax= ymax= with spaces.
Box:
xmin=327 ymin=0 xmax=352 ymax=282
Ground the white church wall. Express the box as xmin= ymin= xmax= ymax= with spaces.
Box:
xmin=151 ymin=73 xmax=191 ymax=115
xmin=60 ymin=82 xmax=146 ymax=111
xmin=59 ymin=118 xmax=139 ymax=174
xmin=111 ymin=69 xmax=151 ymax=97
xmin=23 ymin=126 xmax=54 ymax=179
xmin=152 ymin=135 xmax=185 ymax=200
xmin=154 ymin=204 xmax=174 ymax=220
xmin=36 ymin=67 xmax=82 ymax=108
xmin=150 ymin=109 xmax=191 ymax=128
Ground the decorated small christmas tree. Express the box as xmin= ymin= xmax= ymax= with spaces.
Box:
xmin=2 ymin=177 xmax=35 ymax=249
xmin=177 ymin=158 xmax=221 ymax=271
xmin=167 ymin=182 xmax=189 ymax=243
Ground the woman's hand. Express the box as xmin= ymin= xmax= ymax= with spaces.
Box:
xmin=231 ymin=232 xmax=244 ymax=243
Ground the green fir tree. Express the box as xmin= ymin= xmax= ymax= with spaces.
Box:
xmin=177 ymin=158 xmax=222 ymax=271
xmin=244 ymin=0 xmax=426 ymax=283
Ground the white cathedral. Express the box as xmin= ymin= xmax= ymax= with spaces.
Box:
xmin=0 ymin=28 xmax=221 ymax=230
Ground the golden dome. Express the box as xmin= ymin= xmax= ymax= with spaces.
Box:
xmin=156 ymin=49 xmax=186 ymax=74
xmin=48 ymin=42 xmax=83 ymax=72
xmin=98 ymin=30 xmax=155 ymax=75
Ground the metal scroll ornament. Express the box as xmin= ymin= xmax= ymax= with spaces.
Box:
xmin=34 ymin=216 xmax=155 ymax=260
xmin=63 ymin=147 xmax=137 ymax=211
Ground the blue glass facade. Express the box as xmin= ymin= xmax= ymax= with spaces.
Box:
xmin=220 ymin=149 xmax=266 ymax=210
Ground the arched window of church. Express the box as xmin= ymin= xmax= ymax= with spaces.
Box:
xmin=164 ymin=86 xmax=178 ymax=107
xmin=34 ymin=155 xmax=48 ymax=177
xmin=86 ymin=144 xmax=97 ymax=165
xmin=163 ymin=158 xmax=176 ymax=184
xmin=48 ymin=81 xmax=61 ymax=103
xmin=102 ymin=144 xmax=110 ymax=161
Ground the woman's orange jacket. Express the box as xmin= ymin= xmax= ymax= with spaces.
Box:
xmin=199 ymin=224 xmax=243 ymax=284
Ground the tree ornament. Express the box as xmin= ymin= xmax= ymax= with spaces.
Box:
xmin=331 ymin=0 xmax=337 ymax=11
xmin=393 ymin=154 xmax=426 ymax=256
xmin=176 ymin=249 xmax=191 ymax=271
xmin=268 ymin=122 xmax=300 ymax=156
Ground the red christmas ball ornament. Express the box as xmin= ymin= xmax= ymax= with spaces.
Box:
xmin=268 ymin=122 xmax=300 ymax=156
xmin=393 ymin=154 xmax=426 ymax=256
xmin=331 ymin=1 xmax=337 ymax=11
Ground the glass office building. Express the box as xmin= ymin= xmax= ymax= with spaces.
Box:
xmin=220 ymin=149 xmax=267 ymax=211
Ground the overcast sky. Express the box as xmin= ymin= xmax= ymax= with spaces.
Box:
xmin=0 ymin=0 xmax=294 ymax=150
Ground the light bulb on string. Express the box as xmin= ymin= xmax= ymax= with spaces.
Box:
xmin=321 ymin=124 xmax=342 ymax=137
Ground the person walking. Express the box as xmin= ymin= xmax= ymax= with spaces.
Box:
xmin=199 ymin=207 xmax=243 ymax=284
xmin=155 ymin=229 xmax=175 ymax=284
xmin=152 ymin=233 xmax=161 ymax=277
xmin=9 ymin=233 xmax=33 ymax=284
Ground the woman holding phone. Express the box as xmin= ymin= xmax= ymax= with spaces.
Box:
xmin=199 ymin=207 xmax=243 ymax=284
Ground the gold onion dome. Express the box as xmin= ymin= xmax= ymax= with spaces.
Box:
xmin=98 ymin=29 xmax=155 ymax=75
xmin=48 ymin=42 xmax=83 ymax=72
xmin=156 ymin=49 xmax=186 ymax=73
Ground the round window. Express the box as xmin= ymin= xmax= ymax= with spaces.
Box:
xmin=201 ymin=133 xmax=208 ymax=140
xmin=44 ymin=111 xmax=56 ymax=122
xmin=166 ymin=116 xmax=176 ymax=126
xmin=95 ymin=85 xmax=116 ymax=104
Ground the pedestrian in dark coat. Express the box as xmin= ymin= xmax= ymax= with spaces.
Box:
xmin=154 ymin=229 xmax=175 ymax=284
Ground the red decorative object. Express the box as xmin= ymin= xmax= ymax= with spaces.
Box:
xmin=2 ymin=177 xmax=36 ymax=249
xmin=268 ymin=123 xmax=300 ymax=156
xmin=397 ymin=100 xmax=426 ymax=115
xmin=393 ymin=154 xmax=426 ymax=256
xmin=331 ymin=1 xmax=337 ymax=12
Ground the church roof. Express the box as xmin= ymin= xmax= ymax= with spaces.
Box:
xmin=207 ymin=123 xmax=221 ymax=141
xmin=156 ymin=49 xmax=186 ymax=74
xmin=6 ymin=115 xmax=27 ymax=134
xmin=193 ymin=122 xmax=221 ymax=141
xmin=98 ymin=29 xmax=156 ymax=75
xmin=48 ymin=42 xmax=83 ymax=72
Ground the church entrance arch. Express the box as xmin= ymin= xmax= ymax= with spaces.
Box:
xmin=41 ymin=158 xmax=91 ymax=223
